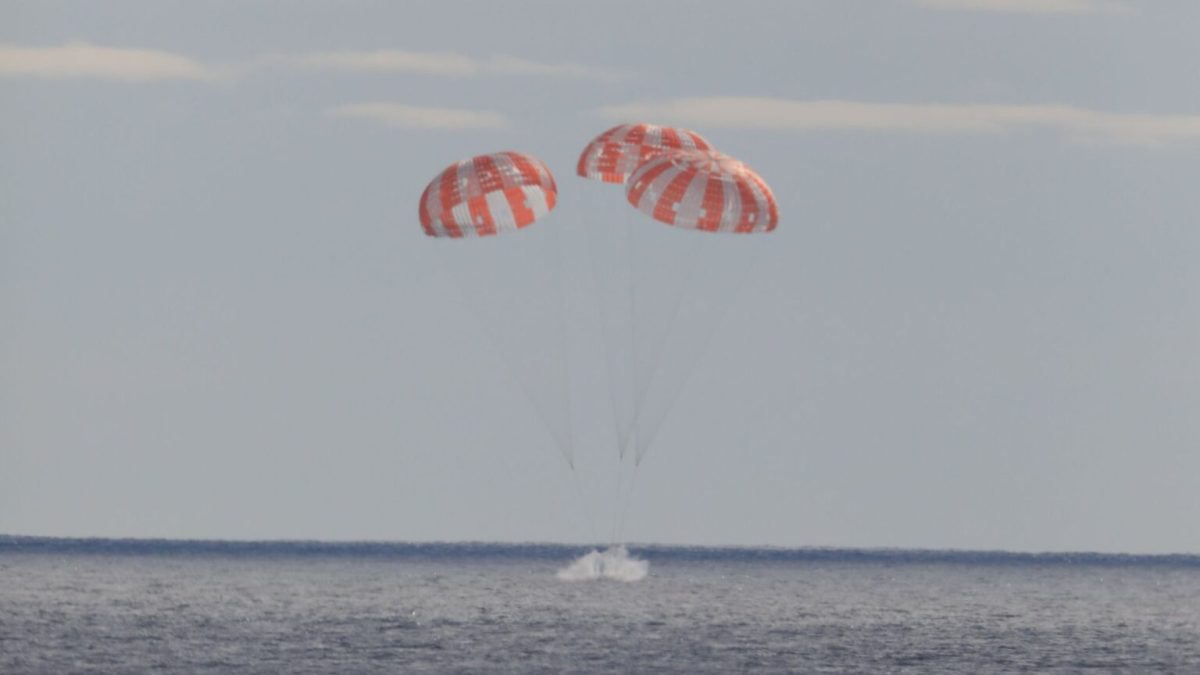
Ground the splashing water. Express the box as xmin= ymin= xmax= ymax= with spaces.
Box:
xmin=556 ymin=545 xmax=648 ymax=582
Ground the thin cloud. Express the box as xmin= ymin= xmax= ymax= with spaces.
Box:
xmin=0 ymin=43 xmax=626 ymax=84
xmin=597 ymin=97 xmax=1200 ymax=149
xmin=485 ymin=54 xmax=626 ymax=81
xmin=907 ymin=0 xmax=1132 ymax=14
xmin=265 ymin=49 xmax=627 ymax=82
xmin=0 ymin=42 xmax=222 ymax=82
xmin=328 ymin=103 xmax=510 ymax=131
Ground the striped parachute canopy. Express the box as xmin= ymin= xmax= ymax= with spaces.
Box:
xmin=419 ymin=151 xmax=558 ymax=238
xmin=576 ymin=123 xmax=712 ymax=185
xmin=626 ymin=149 xmax=779 ymax=233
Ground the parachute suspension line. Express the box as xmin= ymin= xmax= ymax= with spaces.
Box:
xmin=614 ymin=210 xmax=633 ymax=542
xmin=430 ymin=241 xmax=574 ymax=468
xmin=554 ymin=220 xmax=602 ymax=544
xmin=581 ymin=191 xmax=635 ymax=544
xmin=609 ymin=448 xmax=631 ymax=544
xmin=616 ymin=210 xmax=639 ymax=543
xmin=580 ymin=194 xmax=627 ymax=460
xmin=427 ymin=245 xmax=525 ymax=534
xmin=617 ymin=456 xmax=641 ymax=543
xmin=552 ymin=220 xmax=575 ymax=468
xmin=429 ymin=242 xmax=569 ymax=536
xmin=578 ymin=187 xmax=637 ymax=543
xmin=634 ymin=239 xmax=765 ymax=465
xmin=567 ymin=459 xmax=598 ymax=544
xmin=626 ymin=208 xmax=637 ymax=460
xmin=580 ymin=205 xmax=621 ymax=545
xmin=629 ymin=229 xmax=705 ymax=457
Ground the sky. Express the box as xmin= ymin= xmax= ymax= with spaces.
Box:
xmin=2 ymin=0 xmax=1198 ymax=554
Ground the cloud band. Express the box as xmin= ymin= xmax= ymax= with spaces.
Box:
xmin=598 ymin=97 xmax=1200 ymax=149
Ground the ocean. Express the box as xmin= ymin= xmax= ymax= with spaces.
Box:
xmin=2 ymin=536 xmax=1198 ymax=673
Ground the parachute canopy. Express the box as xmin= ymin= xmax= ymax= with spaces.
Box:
xmin=577 ymin=123 xmax=712 ymax=185
xmin=626 ymin=150 xmax=779 ymax=233
xmin=419 ymin=151 xmax=558 ymax=238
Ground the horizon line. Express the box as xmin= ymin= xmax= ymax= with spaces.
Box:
xmin=2 ymin=533 xmax=1197 ymax=563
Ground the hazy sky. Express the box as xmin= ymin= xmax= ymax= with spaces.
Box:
xmin=3 ymin=0 xmax=1198 ymax=553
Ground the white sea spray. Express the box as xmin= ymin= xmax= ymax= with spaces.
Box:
xmin=556 ymin=545 xmax=648 ymax=582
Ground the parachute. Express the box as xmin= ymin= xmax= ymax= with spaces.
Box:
xmin=419 ymin=151 xmax=558 ymax=237
xmin=418 ymin=133 xmax=780 ymax=540
xmin=626 ymin=149 xmax=779 ymax=233
xmin=620 ymin=148 xmax=778 ymax=463
xmin=419 ymin=151 xmax=575 ymax=467
xmin=575 ymin=129 xmax=780 ymax=464
xmin=577 ymin=123 xmax=712 ymax=184
xmin=574 ymin=124 xmax=717 ymax=461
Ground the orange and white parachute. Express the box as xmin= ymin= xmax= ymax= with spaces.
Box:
xmin=577 ymin=123 xmax=712 ymax=185
xmin=626 ymin=149 xmax=778 ymax=234
xmin=419 ymin=151 xmax=558 ymax=238
xmin=414 ymin=136 xmax=780 ymax=482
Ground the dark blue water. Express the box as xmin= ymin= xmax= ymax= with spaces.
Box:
xmin=3 ymin=536 xmax=1198 ymax=673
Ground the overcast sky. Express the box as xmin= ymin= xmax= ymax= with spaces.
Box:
xmin=2 ymin=0 xmax=1198 ymax=554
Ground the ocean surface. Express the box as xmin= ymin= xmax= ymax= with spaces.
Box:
xmin=2 ymin=536 xmax=1198 ymax=673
